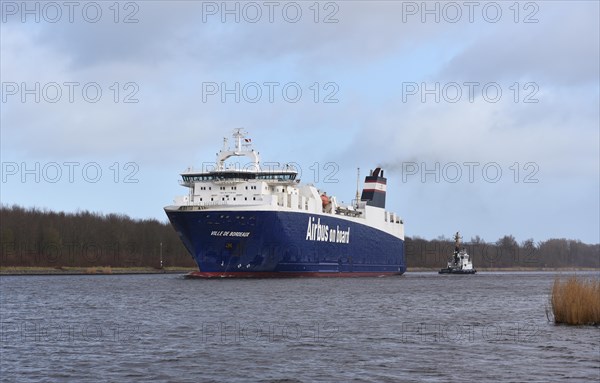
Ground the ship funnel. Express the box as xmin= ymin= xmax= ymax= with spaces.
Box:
xmin=360 ymin=167 xmax=387 ymax=208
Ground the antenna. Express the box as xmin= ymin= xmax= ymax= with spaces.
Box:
xmin=454 ymin=231 xmax=462 ymax=248
xmin=355 ymin=167 xmax=360 ymax=208
xmin=233 ymin=128 xmax=243 ymax=152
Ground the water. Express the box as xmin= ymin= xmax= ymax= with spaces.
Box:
xmin=1 ymin=272 xmax=599 ymax=382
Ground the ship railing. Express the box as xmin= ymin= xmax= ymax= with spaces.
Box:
xmin=178 ymin=199 xmax=264 ymax=210
xmin=179 ymin=205 xmax=207 ymax=211
xmin=182 ymin=201 xmax=230 ymax=208
xmin=212 ymin=179 xmax=246 ymax=185
xmin=208 ymin=179 xmax=296 ymax=186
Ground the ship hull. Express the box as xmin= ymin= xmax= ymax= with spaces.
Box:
xmin=165 ymin=209 xmax=405 ymax=277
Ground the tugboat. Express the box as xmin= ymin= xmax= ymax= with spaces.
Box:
xmin=439 ymin=232 xmax=476 ymax=274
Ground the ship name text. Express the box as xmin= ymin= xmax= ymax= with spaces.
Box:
xmin=210 ymin=231 xmax=250 ymax=237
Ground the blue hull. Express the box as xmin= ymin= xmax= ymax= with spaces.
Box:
xmin=165 ymin=210 xmax=405 ymax=277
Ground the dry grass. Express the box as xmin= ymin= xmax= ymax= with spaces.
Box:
xmin=550 ymin=277 xmax=600 ymax=325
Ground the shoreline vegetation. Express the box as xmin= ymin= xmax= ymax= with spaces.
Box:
xmin=1 ymin=205 xmax=599 ymax=271
xmin=550 ymin=277 xmax=600 ymax=325
xmin=1 ymin=266 xmax=598 ymax=276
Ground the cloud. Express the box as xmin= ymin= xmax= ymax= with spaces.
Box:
xmin=1 ymin=1 xmax=598 ymax=242
xmin=439 ymin=2 xmax=600 ymax=85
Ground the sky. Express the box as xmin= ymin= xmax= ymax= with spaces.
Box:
xmin=1 ymin=0 xmax=598 ymax=244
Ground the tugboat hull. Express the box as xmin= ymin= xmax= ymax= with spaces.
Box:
xmin=438 ymin=268 xmax=477 ymax=274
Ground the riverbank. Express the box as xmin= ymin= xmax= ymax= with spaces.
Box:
xmin=1 ymin=266 xmax=598 ymax=275
xmin=0 ymin=266 xmax=197 ymax=275
xmin=407 ymin=267 xmax=600 ymax=272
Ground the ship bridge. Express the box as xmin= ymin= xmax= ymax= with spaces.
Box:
xmin=174 ymin=129 xmax=308 ymax=209
xmin=180 ymin=128 xmax=298 ymax=187
xmin=180 ymin=169 xmax=297 ymax=186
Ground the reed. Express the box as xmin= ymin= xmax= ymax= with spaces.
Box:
xmin=550 ymin=277 xmax=600 ymax=325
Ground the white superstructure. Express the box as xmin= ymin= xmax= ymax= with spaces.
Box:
xmin=166 ymin=129 xmax=405 ymax=239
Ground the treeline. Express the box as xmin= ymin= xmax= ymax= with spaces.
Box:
xmin=1 ymin=205 xmax=598 ymax=269
xmin=405 ymin=235 xmax=599 ymax=269
xmin=0 ymin=205 xmax=195 ymax=268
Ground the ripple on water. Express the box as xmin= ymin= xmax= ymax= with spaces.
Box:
xmin=1 ymin=272 xmax=599 ymax=382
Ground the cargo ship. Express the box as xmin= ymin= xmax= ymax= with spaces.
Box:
xmin=164 ymin=129 xmax=406 ymax=277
